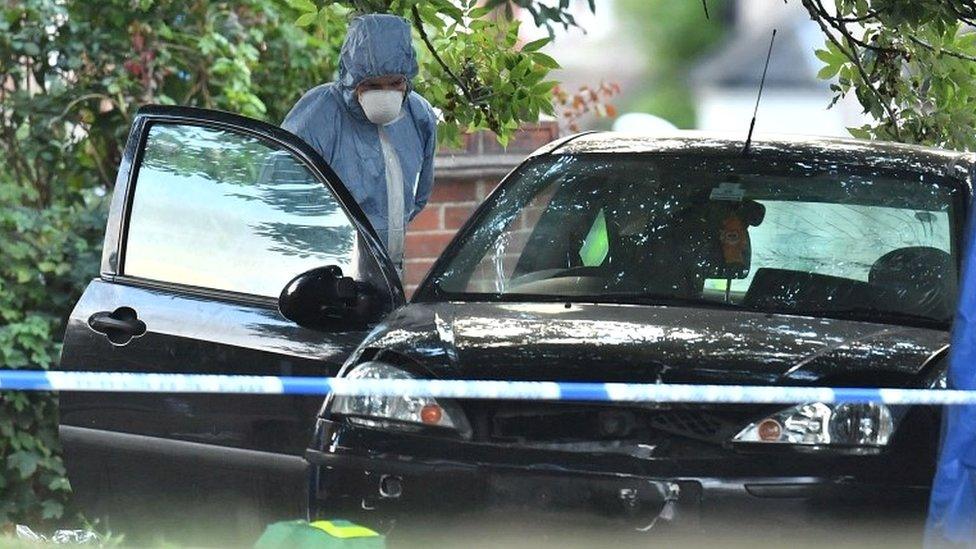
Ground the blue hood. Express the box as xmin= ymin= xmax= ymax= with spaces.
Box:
xmin=338 ymin=14 xmax=419 ymax=119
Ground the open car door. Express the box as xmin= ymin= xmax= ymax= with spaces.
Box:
xmin=57 ymin=106 xmax=403 ymax=538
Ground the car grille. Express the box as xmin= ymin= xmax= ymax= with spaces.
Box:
xmin=480 ymin=403 xmax=749 ymax=445
xmin=649 ymin=409 xmax=729 ymax=440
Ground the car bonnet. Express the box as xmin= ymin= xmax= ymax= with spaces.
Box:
xmin=356 ymin=301 xmax=948 ymax=387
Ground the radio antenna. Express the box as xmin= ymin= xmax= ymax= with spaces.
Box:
xmin=743 ymin=29 xmax=776 ymax=156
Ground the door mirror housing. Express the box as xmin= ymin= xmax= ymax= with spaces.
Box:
xmin=278 ymin=266 xmax=378 ymax=331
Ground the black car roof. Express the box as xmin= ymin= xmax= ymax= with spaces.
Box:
xmin=542 ymin=131 xmax=976 ymax=182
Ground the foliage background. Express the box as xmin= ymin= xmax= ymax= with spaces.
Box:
xmin=0 ymin=0 xmax=581 ymax=530
xmin=292 ymin=0 xmax=564 ymax=145
xmin=5 ymin=0 xmax=975 ymax=533
xmin=805 ymin=0 xmax=976 ymax=150
xmin=0 ymin=0 xmax=345 ymax=528
xmin=615 ymin=0 xmax=725 ymax=128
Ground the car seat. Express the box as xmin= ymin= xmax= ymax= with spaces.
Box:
xmin=868 ymin=246 xmax=956 ymax=321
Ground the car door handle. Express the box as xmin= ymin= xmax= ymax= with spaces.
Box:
xmin=88 ymin=307 xmax=147 ymax=345
xmin=90 ymin=315 xmax=142 ymax=333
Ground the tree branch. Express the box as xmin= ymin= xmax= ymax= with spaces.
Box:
xmin=89 ymin=139 xmax=113 ymax=188
xmin=809 ymin=1 xmax=976 ymax=64
xmin=410 ymin=5 xmax=497 ymax=130
xmin=815 ymin=7 xmax=884 ymax=23
xmin=802 ymin=0 xmax=903 ymax=140
xmin=909 ymin=36 xmax=976 ymax=63
xmin=946 ymin=2 xmax=976 ymax=29
xmin=410 ymin=5 xmax=478 ymax=107
xmin=51 ymin=93 xmax=116 ymax=124
xmin=809 ymin=0 xmax=896 ymax=53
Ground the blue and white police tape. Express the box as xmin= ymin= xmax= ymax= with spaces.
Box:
xmin=0 ymin=369 xmax=974 ymax=405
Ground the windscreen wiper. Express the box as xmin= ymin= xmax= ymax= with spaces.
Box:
xmin=569 ymin=293 xmax=743 ymax=309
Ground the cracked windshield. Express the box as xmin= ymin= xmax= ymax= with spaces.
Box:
xmin=432 ymin=155 xmax=959 ymax=324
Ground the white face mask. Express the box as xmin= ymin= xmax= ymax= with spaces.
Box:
xmin=358 ymin=89 xmax=404 ymax=126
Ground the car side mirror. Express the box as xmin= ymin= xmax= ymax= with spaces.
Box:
xmin=278 ymin=266 xmax=377 ymax=331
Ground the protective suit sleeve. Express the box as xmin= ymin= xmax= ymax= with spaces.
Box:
xmin=281 ymin=85 xmax=339 ymax=162
xmin=410 ymin=101 xmax=438 ymax=221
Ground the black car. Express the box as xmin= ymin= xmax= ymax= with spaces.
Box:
xmin=307 ymin=131 xmax=969 ymax=536
xmin=59 ymin=106 xmax=970 ymax=539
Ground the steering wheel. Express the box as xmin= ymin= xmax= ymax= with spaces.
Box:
xmin=544 ymin=265 xmax=605 ymax=279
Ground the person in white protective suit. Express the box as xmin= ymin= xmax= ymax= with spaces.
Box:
xmin=282 ymin=14 xmax=438 ymax=277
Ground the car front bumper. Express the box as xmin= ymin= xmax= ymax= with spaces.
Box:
xmin=306 ymin=419 xmax=930 ymax=535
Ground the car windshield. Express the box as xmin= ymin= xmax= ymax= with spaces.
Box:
xmin=424 ymin=154 xmax=963 ymax=326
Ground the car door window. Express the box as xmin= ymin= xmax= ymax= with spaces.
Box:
xmin=123 ymin=123 xmax=357 ymax=297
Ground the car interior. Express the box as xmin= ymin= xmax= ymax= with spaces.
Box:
xmin=493 ymin=167 xmax=958 ymax=323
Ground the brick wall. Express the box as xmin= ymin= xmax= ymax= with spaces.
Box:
xmin=403 ymin=122 xmax=561 ymax=296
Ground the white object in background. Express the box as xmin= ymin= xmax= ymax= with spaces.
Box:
xmin=612 ymin=112 xmax=678 ymax=133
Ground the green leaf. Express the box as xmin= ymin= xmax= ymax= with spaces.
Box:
xmin=286 ymin=0 xmax=316 ymax=13
xmin=40 ymin=500 xmax=63 ymax=520
xmin=817 ymin=64 xmax=841 ymax=80
xmin=521 ymin=37 xmax=550 ymax=52
xmin=469 ymin=5 xmax=492 ymax=19
xmin=8 ymin=451 xmax=39 ymax=478
xmin=532 ymin=80 xmax=558 ymax=94
xmin=847 ymin=126 xmax=871 ymax=139
xmin=16 ymin=431 xmax=36 ymax=450
xmin=47 ymin=476 xmax=71 ymax=491
xmin=814 ymin=48 xmax=835 ymax=64
xmin=295 ymin=12 xmax=317 ymax=27
xmin=531 ymin=52 xmax=560 ymax=69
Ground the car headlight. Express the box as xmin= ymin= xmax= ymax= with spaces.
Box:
xmin=329 ymin=361 xmax=472 ymax=438
xmin=732 ymin=402 xmax=894 ymax=448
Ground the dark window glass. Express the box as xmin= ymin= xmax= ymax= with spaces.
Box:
xmin=124 ymin=123 xmax=356 ymax=297
xmin=428 ymin=155 xmax=961 ymax=325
